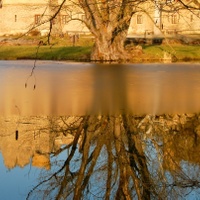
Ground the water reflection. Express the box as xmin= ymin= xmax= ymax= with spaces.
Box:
xmin=1 ymin=61 xmax=200 ymax=115
xmin=1 ymin=61 xmax=200 ymax=199
xmin=1 ymin=114 xmax=200 ymax=199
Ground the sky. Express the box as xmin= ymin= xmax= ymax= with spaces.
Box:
xmin=0 ymin=153 xmax=40 ymax=200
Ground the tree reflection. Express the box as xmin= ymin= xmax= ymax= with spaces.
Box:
xmin=26 ymin=114 xmax=200 ymax=200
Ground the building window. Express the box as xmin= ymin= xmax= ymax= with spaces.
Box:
xmin=137 ymin=15 xmax=143 ymax=24
xmin=190 ymin=14 xmax=193 ymax=22
xmin=15 ymin=15 xmax=17 ymax=22
xmin=81 ymin=14 xmax=86 ymax=21
xmin=35 ymin=15 xmax=41 ymax=25
xmin=62 ymin=15 xmax=69 ymax=24
xmin=171 ymin=15 xmax=178 ymax=24
xmin=166 ymin=0 xmax=176 ymax=3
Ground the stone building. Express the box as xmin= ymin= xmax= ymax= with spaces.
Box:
xmin=129 ymin=0 xmax=200 ymax=37
xmin=0 ymin=0 xmax=199 ymax=37
xmin=0 ymin=0 xmax=88 ymax=36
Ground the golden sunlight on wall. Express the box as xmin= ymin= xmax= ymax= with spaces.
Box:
xmin=4 ymin=0 xmax=47 ymax=4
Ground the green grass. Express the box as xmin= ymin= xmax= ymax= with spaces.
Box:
xmin=0 ymin=45 xmax=92 ymax=61
xmin=143 ymin=45 xmax=200 ymax=61
xmin=0 ymin=42 xmax=199 ymax=62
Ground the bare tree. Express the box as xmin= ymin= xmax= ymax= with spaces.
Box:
xmin=57 ymin=0 xmax=200 ymax=60
xmin=27 ymin=0 xmax=199 ymax=61
xmin=25 ymin=114 xmax=200 ymax=200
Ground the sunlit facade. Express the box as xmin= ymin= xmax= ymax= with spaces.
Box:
xmin=0 ymin=0 xmax=199 ymax=36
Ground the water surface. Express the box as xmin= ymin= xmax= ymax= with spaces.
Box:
xmin=1 ymin=60 xmax=200 ymax=115
xmin=1 ymin=61 xmax=200 ymax=199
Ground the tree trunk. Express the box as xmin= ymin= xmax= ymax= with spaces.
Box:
xmin=79 ymin=0 xmax=134 ymax=62
xmin=91 ymin=32 xmax=128 ymax=61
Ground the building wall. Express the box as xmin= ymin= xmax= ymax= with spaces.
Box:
xmin=161 ymin=10 xmax=200 ymax=35
xmin=128 ymin=12 xmax=154 ymax=36
xmin=0 ymin=1 xmax=89 ymax=36
xmin=0 ymin=3 xmax=49 ymax=35
xmin=0 ymin=1 xmax=199 ymax=36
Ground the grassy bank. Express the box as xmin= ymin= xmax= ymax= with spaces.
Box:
xmin=0 ymin=45 xmax=92 ymax=61
xmin=0 ymin=43 xmax=200 ymax=62
xmin=143 ymin=45 xmax=200 ymax=62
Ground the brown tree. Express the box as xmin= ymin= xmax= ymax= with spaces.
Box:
xmin=46 ymin=0 xmax=200 ymax=61
xmin=79 ymin=0 xmax=135 ymax=61
xmin=30 ymin=0 xmax=200 ymax=61
xmin=25 ymin=114 xmax=200 ymax=200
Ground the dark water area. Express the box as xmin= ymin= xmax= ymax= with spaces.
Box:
xmin=1 ymin=60 xmax=200 ymax=199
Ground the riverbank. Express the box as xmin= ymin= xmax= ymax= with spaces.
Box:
xmin=0 ymin=36 xmax=200 ymax=62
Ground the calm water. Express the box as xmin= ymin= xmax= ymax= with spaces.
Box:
xmin=1 ymin=60 xmax=200 ymax=199
xmin=1 ymin=60 xmax=200 ymax=115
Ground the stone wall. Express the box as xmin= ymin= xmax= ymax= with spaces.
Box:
xmin=0 ymin=1 xmax=199 ymax=36
xmin=0 ymin=4 xmax=49 ymax=35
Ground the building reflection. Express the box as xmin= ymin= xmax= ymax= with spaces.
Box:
xmin=2 ymin=62 xmax=200 ymax=116
xmin=0 ymin=114 xmax=200 ymax=199
xmin=0 ymin=116 xmax=75 ymax=170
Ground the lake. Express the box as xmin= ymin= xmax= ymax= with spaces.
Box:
xmin=0 ymin=60 xmax=200 ymax=199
